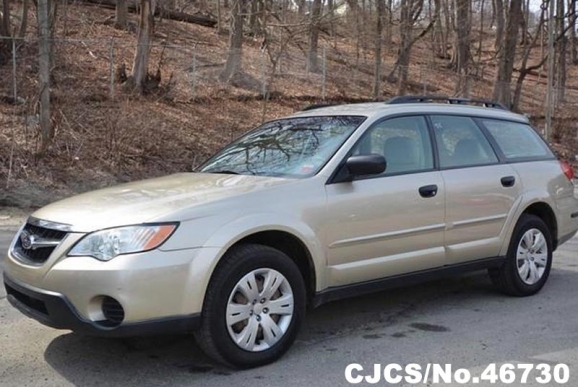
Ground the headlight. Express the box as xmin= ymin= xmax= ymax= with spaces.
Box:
xmin=68 ymin=224 xmax=178 ymax=261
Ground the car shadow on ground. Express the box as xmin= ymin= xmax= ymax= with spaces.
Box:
xmin=43 ymin=272 xmax=501 ymax=386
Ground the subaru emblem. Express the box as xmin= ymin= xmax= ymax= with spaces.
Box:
xmin=20 ymin=230 xmax=33 ymax=250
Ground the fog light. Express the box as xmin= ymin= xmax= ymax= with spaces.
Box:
xmin=100 ymin=296 xmax=125 ymax=327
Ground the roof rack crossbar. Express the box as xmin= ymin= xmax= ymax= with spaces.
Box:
xmin=385 ymin=95 xmax=508 ymax=110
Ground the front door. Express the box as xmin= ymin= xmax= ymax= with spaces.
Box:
xmin=324 ymin=115 xmax=446 ymax=287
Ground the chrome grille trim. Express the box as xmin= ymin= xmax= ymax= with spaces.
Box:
xmin=28 ymin=217 xmax=74 ymax=232
xmin=10 ymin=219 xmax=69 ymax=266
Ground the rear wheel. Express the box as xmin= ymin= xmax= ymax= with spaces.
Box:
xmin=489 ymin=214 xmax=553 ymax=296
xmin=195 ymin=244 xmax=306 ymax=368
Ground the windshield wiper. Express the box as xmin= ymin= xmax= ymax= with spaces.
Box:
xmin=211 ymin=170 xmax=240 ymax=175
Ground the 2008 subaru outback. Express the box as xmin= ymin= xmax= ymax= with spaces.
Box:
xmin=4 ymin=96 xmax=578 ymax=368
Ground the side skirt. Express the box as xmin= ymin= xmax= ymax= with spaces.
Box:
xmin=312 ymin=256 xmax=505 ymax=308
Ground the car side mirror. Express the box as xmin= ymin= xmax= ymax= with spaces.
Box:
xmin=341 ymin=154 xmax=386 ymax=181
xmin=346 ymin=154 xmax=387 ymax=176
xmin=331 ymin=154 xmax=386 ymax=183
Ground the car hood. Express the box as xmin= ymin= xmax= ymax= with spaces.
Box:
xmin=31 ymin=173 xmax=291 ymax=232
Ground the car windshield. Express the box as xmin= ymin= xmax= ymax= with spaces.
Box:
xmin=198 ymin=116 xmax=365 ymax=178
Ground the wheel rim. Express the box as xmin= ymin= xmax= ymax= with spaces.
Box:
xmin=226 ymin=268 xmax=294 ymax=352
xmin=516 ymin=228 xmax=548 ymax=285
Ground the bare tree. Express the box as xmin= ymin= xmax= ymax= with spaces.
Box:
xmin=307 ymin=0 xmax=322 ymax=72
xmin=555 ymin=0 xmax=566 ymax=102
xmin=571 ymin=0 xmax=577 ymax=63
xmin=115 ymin=0 xmax=128 ymax=29
xmin=512 ymin=7 xmax=545 ymax=110
xmin=432 ymin=0 xmax=448 ymax=58
xmin=512 ymin=5 xmax=575 ymax=110
xmin=493 ymin=0 xmax=505 ymax=50
xmin=452 ymin=0 xmax=471 ymax=70
xmin=389 ymin=0 xmax=437 ymax=94
xmin=374 ymin=0 xmax=385 ymax=99
xmin=220 ymin=0 xmax=245 ymax=81
xmin=38 ymin=0 xmax=52 ymax=148
xmin=297 ymin=0 xmax=306 ymax=16
xmin=493 ymin=0 xmax=522 ymax=107
xmin=0 ymin=0 xmax=29 ymax=64
xmin=131 ymin=0 xmax=155 ymax=92
xmin=1 ymin=0 xmax=10 ymax=37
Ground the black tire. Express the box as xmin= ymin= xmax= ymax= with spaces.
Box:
xmin=489 ymin=214 xmax=553 ymax=296
xmin=194 ymin=244 xmax=306 ymax=368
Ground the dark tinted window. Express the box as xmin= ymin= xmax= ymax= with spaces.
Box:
xmin=431 ymin=115 xmax=498 ymax=168
xmin=481 ymin=119 xmax=554 ymax=160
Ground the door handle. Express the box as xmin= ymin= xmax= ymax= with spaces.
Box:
xmin=419 ymin=184 xmax=438 ymax=198
xmin=501 ymin=176 xmax=516 ymax=187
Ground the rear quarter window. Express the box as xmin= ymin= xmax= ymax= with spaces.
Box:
xmin=481 ymin=119 xmax=555 ymax=160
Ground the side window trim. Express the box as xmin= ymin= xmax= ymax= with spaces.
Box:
xmin=326 ymin=114 xmax=436 ymax=184
xmin=472 ymin=117 xmax=508 ymax=163
xmin=424 ymin=115 xmax=441 ymax=170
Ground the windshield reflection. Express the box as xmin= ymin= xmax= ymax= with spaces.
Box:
xmin=198 ymin=116 xmax=366 ymax=178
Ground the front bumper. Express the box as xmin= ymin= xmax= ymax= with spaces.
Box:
xmin=4 ymin=274 xmax=201 ymax=337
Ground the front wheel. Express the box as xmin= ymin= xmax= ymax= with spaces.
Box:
xmin=489 ymin=214 xmax=553 ymax=296
xmin=194 ymin=244 xmax=306 ymax=368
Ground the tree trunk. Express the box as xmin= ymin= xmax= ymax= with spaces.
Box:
xmin=556 ymin=0 xmax=566 ymax=102
xmin=492 ymin=0 xmax=522 ymax=107
xmin=442 ymin=0 xmax=452 ymax=58
xmin=476 ymin=0 xmax=485 ymax=73
xmin=385 ymin=0 xmax=393 ymax=50
xmin=38 ymin=0 xmax=52 ymax=148
xmin=494 ymin=0 xmax=504 ymax=51
xmin=1 ymin=0 xmax=10 ymax=37
xmin=16 ymin=0 xmax=29 ymax=38
xmin=132 ymin=0 xmax=154 ymax=92
xmin=571 ymin=0 xmax=577 ymax=64
xmin=433 ymin=0 xmax=446 ymax=58
xmin=327 ymin=0 xmax=334 ymax=37
xmin=115 ymin=0 xmax=128 ymax=29
xmin=0 ymin=0 xmax=11 ymax=65
xmin=249 ymin=0 xmax=258 ymax=35
xmin=452 ymin=0 xmax=470 ymax=74
xmin=216 ymin=0 xmax=222 ymax=33
xmin=220 ymin=0 xmax=244 ymax=82
xmin=78 ymin=0 xmax=218 ymax=28
xmin=512 ymin=8 xmax=545 ymax=110
xmin=397 ymin=0 xmax=413 ymax=94
xmin=297 ymin=0 xmax=305 ymax=16
xmin=307 ymin=0 xmax=322 ymax=72
xmin=374 ymin=0 xmax=385 ymax=99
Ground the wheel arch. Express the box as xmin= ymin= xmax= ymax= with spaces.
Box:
xmin=521 ymin=202 xmax=558 ymax=250
xmin=229 ymin=231 xmax=317 ymax=304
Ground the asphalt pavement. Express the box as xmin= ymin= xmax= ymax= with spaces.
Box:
xmin=1 ymin=230 xmax=577 ymax=387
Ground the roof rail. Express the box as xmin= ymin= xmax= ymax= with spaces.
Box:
xmin=385 ymin=95 xmax=508 ymax=110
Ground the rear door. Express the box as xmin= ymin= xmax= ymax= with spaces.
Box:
xmin=430 ymin=115 xmax=522 ymax=264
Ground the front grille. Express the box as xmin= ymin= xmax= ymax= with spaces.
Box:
xmin=6 ymin=284 xmax=48 ymax=315
xmin=12 ymin=222 xmax=67 ymax=265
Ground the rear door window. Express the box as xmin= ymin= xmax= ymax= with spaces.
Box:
xmin=430 ymin=115 xmax=499 ymax=168
xmin=480 ymin=119 xmax=555 ymax=161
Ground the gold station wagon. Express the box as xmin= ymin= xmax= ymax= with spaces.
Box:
xmin=4 ymin=96 xmax=578 ymax=368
